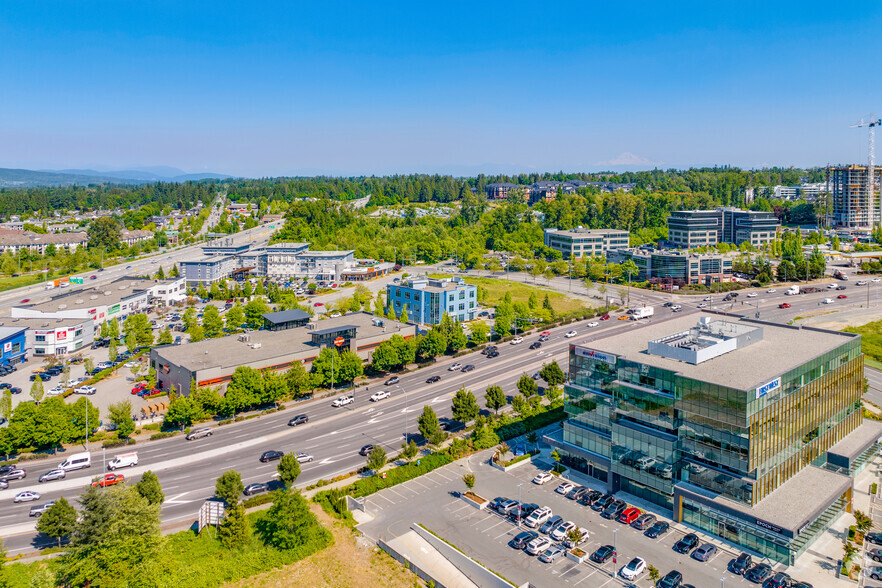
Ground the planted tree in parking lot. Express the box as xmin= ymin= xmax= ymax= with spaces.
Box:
xmin=462 ymin=473 xmax=475 ymax=491
xmin=484 ymin=385 xmax=506 ymax=415
xmin=215 ymin=470 xmax=244 ymax=506
xmin=225 ymin=305 xmax=245 ymax=331
xmin=0 ymin=390 xmax=11 ymax=423
xmin=124 ymin=330 xmax=138 ymax=353
xmin=366 ymin=445 xmax=387 ymax=474
xmin=107 ymin=339 xmax=118 ymax=363
xmin=451 ymin=387 xmax=479 ymax=424
xmin=83 ymin=358 xmax=94 ymax=375
xmin=417 ymin=405 xmax=445 ymax=446
xmin=277 ymin=453 xmax=302 ymax=489
xmin=135 ymin=471 xmax=165 ymax=505
xmin=647 ymin=565 xmax=660 ymax=583
xmin=539 ymin=360 xmax=566 ymax=387
xmin=157 ymin=328 xmax=173 ymax=345
xmin=108 ymin=400 xmax=136 ymax=438
xmin=243 ymin=298 xmax=269 ymax=328
xmin=30 ymin=375 xmax=44 ymax=405
xmin=36 ymin=496 xmax=77 ymax=547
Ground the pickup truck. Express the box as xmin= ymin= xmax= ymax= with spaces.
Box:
xmin=29 ymin=501 xmax=55 ymax=517
xmin=331 ymin=395 xmax=354 ymax=407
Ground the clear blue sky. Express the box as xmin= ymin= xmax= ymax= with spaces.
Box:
xmin=2 ymin=1 xmax=881 ymax=177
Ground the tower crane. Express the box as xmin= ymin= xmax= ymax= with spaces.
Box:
xmin=851 ymin=115 xmax=882 ymax=229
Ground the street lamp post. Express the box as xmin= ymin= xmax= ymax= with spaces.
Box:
xmin=612 ymin=528 xmax=617 ymax=575
xmin=517 ymin=483 xmax=523 ymax=528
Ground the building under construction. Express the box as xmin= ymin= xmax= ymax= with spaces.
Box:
xmin=828 ymin=165 xmax=882 ymax=228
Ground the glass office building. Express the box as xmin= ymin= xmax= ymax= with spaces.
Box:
xmin=547 ymin=313 xmax=878 ymax=565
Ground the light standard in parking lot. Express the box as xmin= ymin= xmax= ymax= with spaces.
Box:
xmin=720 ymin=577 xmax=725 ymax=588
xmin=517 ymin=483 xmax=523 ymax=528
xmin=612 ymin=528 xmax=617 ymax=575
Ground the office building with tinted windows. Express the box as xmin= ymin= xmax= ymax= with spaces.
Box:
xmin=608 ymin=248 xmax=733 ymax=285
xmin=543 ymin=228 xmax=630 ymax=259
xmin=667 ymin=207 xmax=779 ymax=249
xmin=545 ymin=312 xmax=875 ymax=565
xmin=386 ymin=276 xmax=477 ymax=324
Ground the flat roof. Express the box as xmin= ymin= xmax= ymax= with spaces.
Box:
xmin=827 ymin=419 xmax=882 ymax=461
xmin=298 ymin=250 xmax=355 ymax=257
xmin=1 ymin=317 xmax=88 ymax=329
xmin=261 ymin=309 xmax=310 ymax=324
xmin=580 ymin=312 xmax=855 ymax=391
xmin=678 ymin=465 xmax=852 ymax=534
xmin=312 ymin=324 xmax=358 ymax=336
xmin=0 ymin=326 xmax=26 ymax=339
xmin=180 ymin=254 xmax=235 ymax=263
xmin=156 ymin=312 xmax=413 ymax=372
xmin=23 ymin=277 xmax=156 ymax=312
xmin=265 ymin=242 xmax=309 ymax=250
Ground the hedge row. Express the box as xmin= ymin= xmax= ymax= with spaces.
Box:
xmin=495 ymin=406 xmax=566 ymax=441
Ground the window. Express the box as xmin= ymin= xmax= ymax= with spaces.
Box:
xmin=35 ymin=335 xmax=45 ymax=342
xmin=11 ymin=342 xmax=20 ymax=354
xmin=35 ymin=348 xmax=45 ymax=355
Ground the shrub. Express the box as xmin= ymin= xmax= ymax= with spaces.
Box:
xmin=150 ymin=431 xmax=178 ymax=441
xmin=102 ymin=438 xmax=136 ymax=449
xmin=242 ymin=492 xmax=276 ymax=509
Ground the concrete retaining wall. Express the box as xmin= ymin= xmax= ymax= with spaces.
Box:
xmin=378 ymin=537 xmax=446 ymax=588
xmin=412 ymin=524 xmax=515 ymax=588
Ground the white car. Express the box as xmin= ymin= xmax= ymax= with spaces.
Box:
xmin=96 ymin=362 xmax=112 ymax=370
xmin=746 ymin=292 xmax=757 ymax=298
xmin=703 ymin=296 xmax=712 ymax=301
xmin=13 ymin=491 xmax=41 ymax=503
xmin=330 ymin=313 xmax=342 ymax=318
xmin=823 ymin=298 xmax=834 ymax=304
xmin=670 ymin=305 xmax=682 ymax=311
xmin=295 ymin=453 xmax=314 ymax=463
xmin=331 ymin=395 xmax=354 ymax=407
xmin=448 ymin=363 xmax=463 ymax=371
xmin=697 ymin=303 xmax=708 ymax=308
xmin=587 ymin=322 xmax=599 ymax=327
xmin=46 ymin=387 xmax=65 ymax=396
xmin=525 ymin=536 xmax=552 ymax=556
xmin=510 ymin=337 xmax=523 ymax=345
xmin=124 ymin=361 xmax=139 ymax=368
xmin=550 ymin=520 xmax=576 ymax=542
xmin=620 ymin=557 xmax=647 ymax=580
xmin=857 ymin=280 xmax=868 ymax=286
xmin=370 ymin=390 xmax=390 ymax=402
xmin=555 ymin=482 xmax=575 ymax=495
xmin=565 ymin=331 xmax=577 ymax=338
xmin=827 ymin=283 xmax=839 ymax=289
xmin=74 ymin=386 xmax=97 ymax=395
xmin=874 ymin=278 xmax=882 ymax=283
xmin=525 ymin=506 xmax=552 ymax=528
xmin=767 ymin=288 xmax=777 ymax=293
xmin=532 ymin=472 xmax=553 ymax=485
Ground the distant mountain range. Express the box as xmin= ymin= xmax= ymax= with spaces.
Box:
xmin=0 ymin=166 xmax=233 ymax=188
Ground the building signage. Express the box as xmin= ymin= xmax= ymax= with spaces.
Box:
xmin=2 ymin=342 xmax=10 ymax=353
xmin=57 ymin=330 xmax=67 ymax=340
xmin=755 ymin=519 xmax=783 ymax=534
xmin=109 ymin=304 xmax=121 ymax=315
xmin=755 ymin=377 xmax=781 ymax=399
xmin=574 ymin=346 xmax=617 ymax=365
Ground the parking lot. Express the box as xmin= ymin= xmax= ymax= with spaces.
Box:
xmin=358 ymin=445 xmax=801 ymax=588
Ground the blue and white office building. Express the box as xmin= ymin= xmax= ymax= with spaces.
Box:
xmin=386 ymin=276 xmax=478 ymax=324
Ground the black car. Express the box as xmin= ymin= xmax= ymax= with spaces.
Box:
xmin=243 ymin=483 xmax=269 ymax=496
xmin=673 ymin=533 xmax=699 ymax=554
xmin=288 ymin=414 xmax=309 ymax=426
xmin=600 ymin=499 xmax=626 ymax=520
xmin=744 ymin=563 xmax=772 ymax=583
xmin=731 ymin=552 xmax=752 ymax=575
xmin=867 ymin=532 xmax=882 ymax=545
xmin=590 ymin=544 xmax=616 ymax=563
xmin=766 ymin=572 xmax=792 ymax=588
xmin=508 ymin=503 xmax=538 ymax=523
xmin=508 ymin=530 xmax=538 ymax=549
xmin=578 ymin=489 xmax=603 ymax=506
xmin=791 ymin=582 xmax=813 ymax=588
xmin=658 ymin=570 xmax=683 ymax=588
xmin=259 ymin=450 xmax=284 ymax=463
xmin=461 ymin=365 xmax=475 ymax=372
xmin=359 ymin=444 xmax=374 ymax=456
xmin=426 ymin=375 xmax=441 ymax=383
xmin=488 ymin=497 xmax=509 ymax=512
xmin=0 ymin=465 xmax=15 ymax=476
xmin=591 ymin=494 xmax=615 ymax=512
xmin=529 ymin=342 xmax=542 ymax=350
xmin=486 ymin=351 xmax=499 ymax=358
xmin=481 ymin=345 xmax=497 ymax=355
xmin=384 ymin=376 xmax=399 ymax=385
xmin=662 ymin=302 xmax=674 ymax=307
xmin=645 ymin=520 xmax=670 ymax=538
xmin=565 ymin=485 xmax=585 ymax=500
xmin=0 ymin=383 xmax=10 ymax=390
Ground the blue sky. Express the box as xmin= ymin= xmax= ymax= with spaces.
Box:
xmin=1 ymin=1 xmax=881 ymax=177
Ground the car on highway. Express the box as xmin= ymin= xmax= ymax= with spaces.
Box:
xmin=28 ymin=501 xmax=55 ymax=517
xmin=185 ymin=427 xmax=212 ymax=440
xmin=600 ymin=314 xmax=610 ymax=320
xmin=448 ymin=363 xmax=462 ymax=371
xmin=461 ymin=364 xmax=475 ymax=372
xmin=481 ymin=346 xmax=497 ymax=355
xmin=0 ymin=481 xmax=7 ymax=490
xmin=510 ymin=337 xmax=523 ymax=345
xmin=332 ymin=395 xmax=354 ymax=407
xmin=90 ymin=275 xmax=97 ymax=279
xmin=839 ymin=294 xmax=847 ymax=299
xmin=529 ymin=341 xmax=542 ymax=350
xmin=426 ymin=375 xmax=441 ymax=383
xmin=823 ymin=298 xmax=834 ymax=304
xmin=555 ymin=482 xmax=575 ymax=495
xmin=779 ymin=302 xmax=791 ymax=308
xmin=384 ymin=376 xmax=399 ymax=385
xmin=259 ymin=450 xmax=284 ymax=463
xmin=587 ymin=321 xmax=599 ymax=327
xmin=697 ymin=303 xmax=708 ymax=308
xmin=74 ymin=385 xmax=97 ymax=395
xmin=590 ymin=544 xmax=616 ymax=564
xmin=744 ymin=563 xmax=772 ymax=583
xmin=92 ymin=473 xmax=124 ymax=488
xmin=0 ymin=468 xmax=26 ymax=482
xmin=486 ymin=350 xmax=499 ymax=358
xmin=673 ymin=532 xmax=699 ymax=554
xmin=767 ymin=288 xmax=777 ymax=293
xmin=620 ymin=557 xmax=646 ymax=580
xmin=295 ymin=453 xmax=314 ymax=463
xmin=532 ymin=472 xmax=553 ymax=485
xmin=370 ymin=390 xmax=390 ymax=402
xmin=38 ymin=469 xmax=66 ymax=483
xmin=746 ymin=292 xmax=757 ymax=297
xmin=243 ymin=483 xmax=269 ymax=496
xmin=874 ymin=278 xmax=882 ymax=283
xmin=287 ymin=414 xmax=308 ymax=426
xmin=20 ymin=298 xmax=30 ymax=303
xmin=13 ymin=491 xmax=41 ymax=503
xmin=538 ymin=544 xmax=565 ymax=563
xmin=565 ymin=330 xmax=577 ymax=338
xmin=359 ymin=444 xmax=374 ymax=456
xmin=691 ymin=543 xmax=717 ymax=561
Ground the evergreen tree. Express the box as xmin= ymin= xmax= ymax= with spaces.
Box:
xmin=215 ymin=470 xmax=244 ymax=506
xmin=451 ymin=387 xmax=480 ymax=424
xmin=417 ymin=405 xmax=445 ymax=445
xmin=277 ymin=453 xmax=302 ymax=489
xmin=366 ymin=445 xmax=387 ymax=473
xmin=256 ymin=489 xmax=325 ymax=550
xmin=484 ymin=385 xmax=506 ymax=414
xmin=36 ymin=496 xmax=77 ymax=547
xmin=135 ymin=471 xmax=165 ymax=505
xmin=539 ymin=360 xmax=566 ymax=387
xmin=218 ymin=503 xmax=249 ymax=550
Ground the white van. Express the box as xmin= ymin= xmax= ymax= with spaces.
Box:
xmin=107 ymin=452 xmax=138 ymax=471
xmin=58 ymin=452 xmax=91 ymax=472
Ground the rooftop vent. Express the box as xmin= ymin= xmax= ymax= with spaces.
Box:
xmin=104 ymin=291 xmax=111 ymax=296
xmin=90 ymin=295 xmax=98 ymax=300
xmin=251 ymin=343 xmax=262 ymax=349
xmin=58 ymin=304 xmax=67 ymax=310
xmin=41 ymin=323 xmax=49 ymax=328
xmin=75 ymin=299 xmax=83 ymax=304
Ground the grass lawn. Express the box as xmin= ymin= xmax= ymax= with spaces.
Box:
xmin=845 ymin=319 xmax=882 ymax=364
xmin=0 ymin=273 xmax=46 ymax=294
xmin=428 ymin=273 xmax=589 ymax=314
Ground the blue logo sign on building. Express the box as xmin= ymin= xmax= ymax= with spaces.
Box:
xmin=755 ymin=377 xmax=781 ymax=399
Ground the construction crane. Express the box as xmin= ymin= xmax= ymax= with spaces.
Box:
xmin=851 ymin=115 xmax=882 ymax=229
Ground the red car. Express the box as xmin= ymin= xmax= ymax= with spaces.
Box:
xmin=618 ymin=507 xmax=641 ymax=524
xmin=314 ymin=302 xmax=324 ymax=307
xmin=779 ymin=303 xmax=791 ymax=309
xmin=838 ymin=294 xmax=847 ymax=299
xmin=131 ymin=382 xmax=148 ymax=394
xmin=600 ymin=314 xmax=610 ymax=320
xmin=20 ymin=299 xmax=29 ymax=303
xmin=92 ymin=473 xmax=124 ymax=488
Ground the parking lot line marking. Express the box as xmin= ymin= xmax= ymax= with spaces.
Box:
xmin=407 ymin=478 xmax=432 ymax=491
xmin=387 ymin=486 xmax=414 ymax=499
xmin=480 ymin=519 xmax=505 ymax=533
xmin=375 ymin=492 xmax=397 ymax=505
xmin=495 ymin=530 xmax=511 ymax=540
xmin=430 ymin=469 xmax=455 ymax=481
xmin=451 ymin=504 xmax=472 ymax=515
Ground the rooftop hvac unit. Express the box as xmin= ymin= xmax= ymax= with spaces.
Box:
xmin=41 ymin=323 xmax=49 ymax=328
xmin=104 ymin=291 xmax=112 ymax=296
xmin=75 ymin=299 xmax=83 ymax=304
xmin=58 ymin=304 xmax=67 ymax=310
xmin=90 ymin=295 xmax=98 ymax=300
xmin=251 ymin=343 xmax=262 ymax=349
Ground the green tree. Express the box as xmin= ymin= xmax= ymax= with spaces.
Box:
xmin=462 ymin=473 xmax=476 ymax=491
xmin=539 ymin=360 xmax=566 ymax=387
xmin=278 ymin=453 xmax=302 ymax=489
xmin=447 ymin=325 xmax=468 ymax=353
xmin=399 ymin=303 xmax=409 ymax=323
xmin=218 ymin=502 xmax=249 ymax=550
xmin=188 ymin=324 xmax=205 ymax=342
xmin=225 ymin=305 xmax=245 ymax=331
xmin=243 ymin=298 xmax=269 ymax=328
xmin=87 ymin=216 xmax=121 ymax=249
xmin=157 ymin=328 xmax=173 ymax=345
xmin=367 ymin=445 xmax=387 ymax=473
xmin=511 ymin=394 xmax=530 ymax=417
xmin=30 ymin=375 xmax=44 ymax=405
xmin=202 ymin=305 xmax=224 ymax=337
xmin=256 ymin=489 xmax=326 ymax=550
xmin=484 ymin=385 xmax=506 ymax=415
xmin=182 ymin=307 xmax=197 ymax=331
xmin=469 ymin=322 xmax=489 ymax=345
xmin=310 ymin=348 xmax=363 ymax=387
xmin=648 ymin=565 xmax=661 ymax=583
xmin=36 ymin=496 xmax=77 ymax=547
xmin=123 ymin=313 xmax=153 ymax=348
xmin=83 ymin=357 xmax=94 ymax=375
xmin=170 ymin=264 xmax=179 ymax=277
xmin=517 ymin=373 xmax=538 ymax=397
xmin=215 ymin=470 xmax=244 ymax=506
xmin=451 ymin=387 xmax=480 ymax=424
xmin=124 ymin=330 xmax=138 ymax=353
xmin=493 ymin=313 xmax=511 ymax=338
xmin=135 ymin=471 xmax=165 ymax=505
xmin=417 ymin=405 xmax=445 ymax=446
xmin=370 ymin=340 xmax=399 ymax=372
xmin=400 ymin=439 xmax=419 ymax=461
xmin=284 ymin=361 xmax=314 ymax=398
xmin=108 ymin=400 xmax=135 ymax=438
xmin=545 ymin=386 xmax=564 ymax=408
xmin=0 ymin=390 xmax=11 ymax=423
xmin=417 ymin=329 xmax=447 ymax=361
xmin=108 ymin=339 xmax=118 ymax=362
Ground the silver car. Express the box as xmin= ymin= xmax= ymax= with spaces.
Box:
xmin=38 ymin=469 xmax=66 ymax=483
xmin=539 ymin=544 xmax=565 ymax=563
xmin=13 ymin=490 xmax=41 ymax=503
xmin=295 ymin=453 xmax=314 ymax=463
